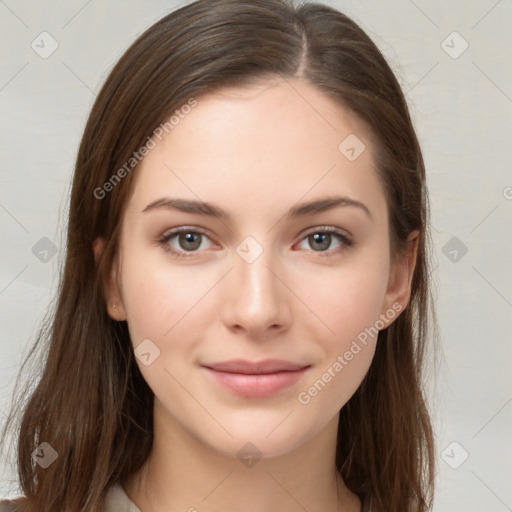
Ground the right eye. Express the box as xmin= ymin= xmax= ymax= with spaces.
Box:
xmin=158 ymin=227 xmax=216 ymax=258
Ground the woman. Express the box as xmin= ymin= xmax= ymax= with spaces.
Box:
xmin=0 ymin=0 xmax=437 ymax=510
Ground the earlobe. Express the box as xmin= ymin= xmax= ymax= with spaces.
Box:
xmin=109 ymin=299 xmax=127 ymax=321
xmin=380 ymin=230 xmax=419 ymax=328
xmin=93 ymin=237 xmax=127 ymax=321
xmin=106 ymin=255 xmax=127 ymax=321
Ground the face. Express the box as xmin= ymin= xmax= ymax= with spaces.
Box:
xmin=101 ymin=78 xmax=416 ymax=459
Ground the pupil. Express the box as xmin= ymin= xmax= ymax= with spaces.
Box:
xmin=311 ymin=233 xmax=330 ymax=251
xmin=180 ymin=232 xmax=201 ymax=251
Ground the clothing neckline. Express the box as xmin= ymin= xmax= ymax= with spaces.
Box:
xmin=109 ymin=483 xmax=372 ymax=512
xmin=107 ymin=483 xmax=142 ymax=512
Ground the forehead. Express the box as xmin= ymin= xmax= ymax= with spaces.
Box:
xmin=125 ymin=78 xmax=386 ymax=222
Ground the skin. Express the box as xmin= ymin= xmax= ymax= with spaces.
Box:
xmin=96 ymin=78 xmax=418 ymax=512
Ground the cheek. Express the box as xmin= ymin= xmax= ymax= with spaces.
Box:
xmin=120 ymin=253 xmax=206 ymax=344
xmin=299 ymin=251 xmax=390 ymax=346
xmin=121 ymin=272 xmax=169 ymax=344
xmin=293 ymin=252 xmax=389 ymax=407
xmin=118 ymin=254 xmax=208 ymax=405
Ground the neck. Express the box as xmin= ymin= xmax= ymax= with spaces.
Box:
xmin=124 ymin=401 xmax=361 ymax=512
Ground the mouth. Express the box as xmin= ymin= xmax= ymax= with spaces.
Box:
xmin=200 ymin=359 xmax=311 ymax=398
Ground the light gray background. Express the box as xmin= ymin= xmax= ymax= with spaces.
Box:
xmin=1 ymin=1 xmax=511 ymax=510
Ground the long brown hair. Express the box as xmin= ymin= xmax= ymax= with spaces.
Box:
xmin=1 ymin=1 xmax=437 ymax=510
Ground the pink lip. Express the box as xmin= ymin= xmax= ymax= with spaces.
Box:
xmin=201 ymin=359 xmax=310 ymax=398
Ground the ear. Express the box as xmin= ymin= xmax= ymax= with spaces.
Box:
xmin=379 ymin=230 xmax=419 ymax=328
xmin=93 ymin=237 xmax=127 ymax=321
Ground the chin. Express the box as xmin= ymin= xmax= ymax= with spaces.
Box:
xmin=196 ymin=415 xmax=324 ymax=462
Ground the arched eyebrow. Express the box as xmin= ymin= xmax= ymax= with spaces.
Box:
xmin=142 ymin=195 xmax=373 ymax=221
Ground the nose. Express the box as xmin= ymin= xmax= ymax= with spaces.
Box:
xmin=220 ymin=242 xmax=292 ymax=338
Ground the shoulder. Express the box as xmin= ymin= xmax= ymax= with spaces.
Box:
xmin=0 ymin=498 xmax=23 ymax=512
xmin=105 ymin=483 xmax=142 ymax=512
xmin=0 ymin=484 xmax=140 ymax=512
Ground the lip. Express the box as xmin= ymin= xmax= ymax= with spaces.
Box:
xmin=204 ymin=359 xmax=309 ymax=374
xmin=201 ymin=359 xmax=311 ymax=398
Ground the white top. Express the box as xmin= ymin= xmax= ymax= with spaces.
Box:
xmin=104 ymin=483 xmax=142 ymax=511
xmin=0 ymin=483 xmax=141 ymax=512
xmin=1 ymin=484 xmax=371 ymax=511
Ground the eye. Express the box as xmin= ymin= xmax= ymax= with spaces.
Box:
xmin=158 ymin=227 xmax=216 ymax=257
xmin=158 ymin=225 xmax=354 ymax=259
xmin=295 ymin=227 xmax=353 ymax=256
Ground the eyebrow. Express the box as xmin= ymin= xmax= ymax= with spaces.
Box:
xmin=142 ymin=195 xmax=373 ymax=221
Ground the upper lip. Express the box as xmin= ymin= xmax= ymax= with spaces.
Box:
xmin=202 ymin=359 xmax=310 ymax=375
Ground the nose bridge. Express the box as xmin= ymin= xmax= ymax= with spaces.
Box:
xmin=222 ymin=234 xmax=290 ymax=333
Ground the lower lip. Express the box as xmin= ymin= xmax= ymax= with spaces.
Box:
xmin=202 ymin=367 xmax=310 ymax=398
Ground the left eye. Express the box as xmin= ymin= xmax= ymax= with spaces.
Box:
xmin=296 ymin=228 xmax=352 ymax=254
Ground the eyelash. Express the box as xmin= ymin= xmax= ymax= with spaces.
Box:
xmin=157 ymin=226 xmax=354 ymax=259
